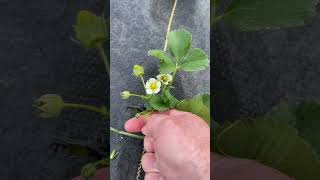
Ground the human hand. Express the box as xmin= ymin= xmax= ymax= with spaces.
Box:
xmin=125 ymin=109 xmax=210 ymax=180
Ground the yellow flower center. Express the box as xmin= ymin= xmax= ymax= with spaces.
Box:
xmin=150 ymin=83 xmax=157 ymax=90
xmin=161 ymin=76 xmax=168 ymax=82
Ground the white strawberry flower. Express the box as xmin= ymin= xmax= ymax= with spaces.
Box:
xmin=156 ymin=74 xmax=172 ymax=85
xmin=145 ymin=78 xmax=161 ymax=94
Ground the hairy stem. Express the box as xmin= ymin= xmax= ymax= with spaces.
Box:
xmin=163 ymin=0 xmax=178 ymax=51
xmin=140 ymin=76 xmax=147 ymax=93
xmin=96 ymin=43 xmax=110 ymax=76
xmin=110 ymin=127 xmax=144 ymax=140
xmin=64 ymin=103 xmax=108 ymax=116
xmin=169 ymin=58 xmax=179 ymax=87
xmin=130 ymin=93 xmax=147 ymax=99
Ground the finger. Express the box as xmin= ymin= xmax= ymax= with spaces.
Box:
xmin=124 ymin=112 xmax=169 ymax=133
xmin=124 ymin=117 xmax=145 ymax=133
xmin=142 ymin=153 xmax=159 ymax=173
xmin=144 ymin=136 xmax=154 ymax=153
xmin=141 ymin=114 xmax=169 ymax=136
xmin=144 ymin=172 xmax=163 ymax=180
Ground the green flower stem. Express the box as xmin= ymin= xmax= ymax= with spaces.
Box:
xmin=140 ymin=76 xmax=147 ymax=92
xmin=110 ymin=127 xmax=144 ymax=140
xmin=64 ymin=103 xmax=108 ymax=116
xmin=130 ymin=93 xmax=147 ymax=99
xmin=135 ymin=110 xmax=152 ymax=118
xmin=164 ymin=0 xmax=178 ymax=51
xmin=96 ymin=43 xmax=110 ymax=76
xmin=169 ymin=59 xmax=179 ymax=87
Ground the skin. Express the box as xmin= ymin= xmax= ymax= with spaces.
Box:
xmin=125 ymin=109 xmax=210 ymax=180
xmin=125 ymin=109 xmax=292 ymax=180
xmin=212 ymin=153 xmax=292 ymax=180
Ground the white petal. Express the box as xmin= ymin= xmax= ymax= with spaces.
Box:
xmin=146 ymin=81 xmax=150 ymax=88
xmin=154 ymin=87 xmax=161 ymax=94
xmin=156 ymin=81 xmax=161 ymax=87
xmin=163 ymin=81 xmax=169 ymax=85
xmin=167 ymin=74 xmax=173 ymax=81
xmin=156 ymin=74 xmax=162 ymax=80
xmin=146 ymin=89 xmax=153 ymax=94
xmin=149 ymin=78 xmax=156 ymax=83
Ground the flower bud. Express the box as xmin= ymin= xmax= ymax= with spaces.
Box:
xmin=110 ymin=149 xmax=118 ymax=159
xmin=33 ymin=94 xmax=65 ymax=118
xmin=132 ymin=65 xmax=144 ymax=77
xmin=81 ymin=163 xmax=97 ymax=180
xmin=121 ymin=91 xmax=131 ymax=99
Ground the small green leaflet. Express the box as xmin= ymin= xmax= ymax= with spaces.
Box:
xmin=221 ymin=0 xmax=318 ymax=31
xmin=149 ymin=95 xmax=170 ymax=111
xmin=176 ymin=94 xmax=210 ymax=125
xmin=180 ymin=48 xmax=209 ymax=71
xmin=214 ymin=118 xmax=320 ymax=179
xmin=163 ymin=89 xmax=179 ymax=108
xmin=74 ymin=10 xmax=108 ymax=48
xmin=167 ymin=30 xmax=192 ymax=60
xmin=148 ymin=50 xmax=175 ymax=74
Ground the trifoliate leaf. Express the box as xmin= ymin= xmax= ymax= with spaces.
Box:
xmin=167 ymin=30 xmax=192 ymax=60
xmin=74 ymin=10 xmax=107 ymax=48
xmin=268 ymin=101 xmax=320 ymax=155
xmin=148 ymin=50 xmax=175 ymax=74
xmin=149 ymin=95 xmax=170 ymax=111
xmin=177 ymin=96 xmax=210 ymax=125
xmin=214 ymin=118 xmax=320 ymax=180
xmin=163 ymin=90 xmax=179 ymax=108
xmin=180 ymin=48 xmax=209 ymax=72
xmin=222 ymin=0 xmax=318 ymax=31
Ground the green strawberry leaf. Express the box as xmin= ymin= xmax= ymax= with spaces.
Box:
xmin=74 ymin=10 xmax=108 ymax=48
xmin=214 ymin=118 xmax=320 ymax=179
xmin=144 ymin=102 xmax=152 ymax=111
xmin=163 ymin=89 xmax=179 ymax=108
xmin=149 ymin=95 xmax=170 ymax=111
xmin=295 ymin=102 xmax=320 ymax=155
xmin=167 ymin=30 xmax=192 ymax=60
xmin=148 ymin=50 xmax=175 ymax=74
xmin=222 ymin=0 xmax=318 ymax=31
xmin=180 ymin=48 xmax=209 ymax=72
xmin=193 ymin=94 xmax=210 ymax=109
xmin=176 ymin=95 xmax=210 ymax=125
xmin=267 ymin=101 xmax=320 ymax=155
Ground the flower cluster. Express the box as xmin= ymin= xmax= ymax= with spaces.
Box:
xmin=121 ymin=65 xmax=173 ymax=100
xmin=120 ymin=29 xmax=209 ymax=113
